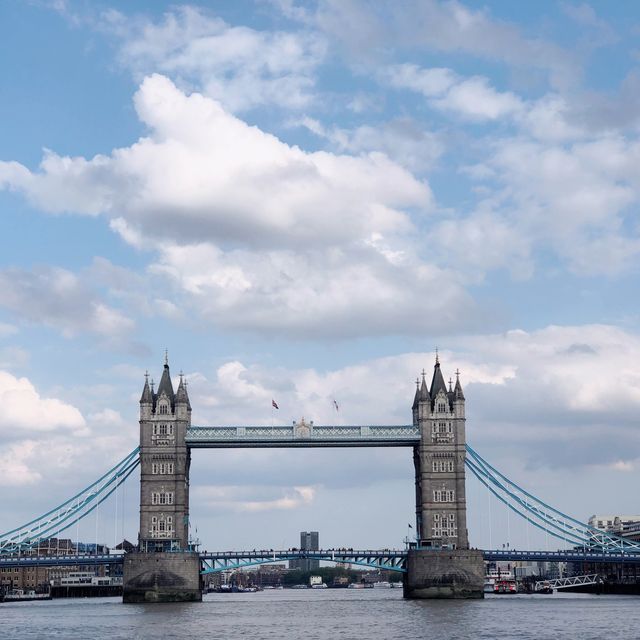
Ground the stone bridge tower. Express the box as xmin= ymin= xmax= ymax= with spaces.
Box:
xmin=405 ymin=355 xmax=483 ymax=599
xmin=138 ymin=357 xmax=192 ymax=552
xmin=123 ymin=356 xmax=201 ymax=603
xmin=413 ymin=356 xmax=468 ymax=549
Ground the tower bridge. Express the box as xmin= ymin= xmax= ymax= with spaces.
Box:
xmin=2 ymin=355 xmax=640 ymax=602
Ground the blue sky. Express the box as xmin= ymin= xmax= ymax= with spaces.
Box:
xmin=1 ymin=0 xmax=640 ymax=552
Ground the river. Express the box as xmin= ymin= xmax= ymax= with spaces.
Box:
xmin=1 ymin=589 xmax=638 ymax=639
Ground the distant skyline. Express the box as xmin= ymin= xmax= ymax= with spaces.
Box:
xmin=1 ymin=0 xmax=640 ymax=552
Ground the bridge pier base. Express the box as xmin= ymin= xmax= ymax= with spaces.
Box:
xmin=403 ymin=549 xmax=484 ymax=599
xmin=123 ymin=552 xmax=202 ymax=603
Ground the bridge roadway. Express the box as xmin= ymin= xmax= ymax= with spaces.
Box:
xmin=186 ymin=425 xmax=420 ymax=448
xmin=3 ymin=548 xmax=640 ymax=572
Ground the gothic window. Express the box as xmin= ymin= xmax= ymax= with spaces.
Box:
xmin=439 ymin=421 xmax=447 ymax=433
xmin=448 ymin=460 xmax=454 ymax=472
xmin=151 ymin=492 xmax=174 ymax=506
xmin=437 ymin=401 xmax=446 ymax=412
xmin=159 ymin=403 xmax=168 ymax=415
xmin=151 ymin=462 xmax=175 ymax=474
xmin=434 ymin=514 xmax=440 ymax=522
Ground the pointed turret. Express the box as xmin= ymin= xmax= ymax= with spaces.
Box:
xmin=157 ymin=361 xmax=175 ymax=404
xmin=447 ymin=377 xmax=455 ymax=405
xmin=454 ymin=369 xmax=465 ymax=401
xmin=419 ymin=372 xmax=430 ymax=402
xmin=412 ymin=378 xmax=421 ymax=411
xmin=429 ymin=357 xmax=448 ymax=402
xmin=140 ymin=372 xmax=152 ymax=404
xmin=176 ymin=373 xmax=191 ymax=411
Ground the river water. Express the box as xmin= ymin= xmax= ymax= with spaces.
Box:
xmin=1 ymin=589 xmax=638 ymax=639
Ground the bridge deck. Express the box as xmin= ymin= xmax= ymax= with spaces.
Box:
xmin=186 ymin=425 xmax=420 ymax=448
xmin=3 ymin=548 xmax=640 ymax=569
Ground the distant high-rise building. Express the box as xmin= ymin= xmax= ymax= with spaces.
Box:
xmin=289 ymin=531 xmax=320 ymax=571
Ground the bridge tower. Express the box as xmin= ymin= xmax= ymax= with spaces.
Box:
xmin=405 ymin=356 xmax=484 ymax=599
xmin=123 ymin=357 xmax=202 ymax=603
xmin=138 ymin=358 xmax=191 ymax=552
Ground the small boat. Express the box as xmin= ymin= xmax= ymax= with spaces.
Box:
xmin=4 ymin=589 xmax=51 ymax=602
xmin=493 ymin=579 xmax=517 ymax=594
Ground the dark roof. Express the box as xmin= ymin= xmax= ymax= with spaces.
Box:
xmin=176 ymin=377 xmax=191 ymax=410
xmin=430 ymin=360 xmax=448 ymax=400
xmin=140 ymin=378 xmax=153 ymax=404
xmin=417 ymin=370 xmax=431 ymax=404
xmin=454 ymin=375 xmax=465 ymax=401
xmin=412 ymin=381 xmax=421 ymax=410
xmin=156 ymin=363 xmax=175 ymax=403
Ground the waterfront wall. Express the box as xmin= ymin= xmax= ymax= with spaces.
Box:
xmin=123 ymin=552 xmax=202 ymax=603
xmin=404 ymin=549 xmax=484 ymax=599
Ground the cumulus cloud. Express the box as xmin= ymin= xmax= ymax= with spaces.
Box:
xmin=477 ymin=136 xmax=640 ymax=275
xmin=147 ymin=241 xmax=474 ymax=338
xmin=103 ymin=5 xmax=326 ymax=112
xmin=0 ymin=441 xmax=42 ymax=486
xmin=194 ymin=484 xmax=317 ymax=513
xmin=185 ymin=324 xmax=640 ymax=472
xmin=0 ymin=75 xmax=483 ymax=338
xmin=382 ymin=64 xmax=524 ymax=122
xmin=281 ymin=0 xmax=578 ymax=89
xmin=297 ymin=116 xmax=444 ymax=172
xmin=0 ymin=370 xmax=86 ymax=438
xmin=0 ymin=74 xmax=429 ymax=249
xmin=0 ymin=265 xmax=135 ymax=339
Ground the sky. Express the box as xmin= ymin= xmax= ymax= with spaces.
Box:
xmin=1 ymin=0 xmax=640 ymax=553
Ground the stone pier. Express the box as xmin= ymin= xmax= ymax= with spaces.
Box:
xmin=123 ymin=552 xmax=202 ymax=603
xmin=403 ymin=549 xmax=484 ymax=599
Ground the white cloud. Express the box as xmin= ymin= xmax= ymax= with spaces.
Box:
xmin=148 ymin=241 xmax=473 ymax=338
xmin=0 ymin=75 xmax=429 ymax=249
xmin=0 ymin=370 xmax=85 ymax=437
xmin=193 ymin=484 xmax=317 ymax=513
xmin=0 ymin=265 xmax=135 ymax=339
xmin=0 ymin=76 xmax=483 ymax=338
xmin=103 ymin=5 xmax=326 ymax=112
xmin=382 ymin=64 xmax=524 ymax=122
xmin=432 ymin=76 xmax=523 ymax=121
xmin=483 ymin=136 xmax=640 ymax=275
xmin=286 ymin=0 xmax=577 ymax=89
xmin=298 ymin=116 xmax=444 ymax=172
xmin=0 ymin=441 xmax=42 ymax=486
xmin=186 ymin=324 xmax=640 ymax=472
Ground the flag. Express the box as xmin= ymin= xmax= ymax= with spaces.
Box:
xmin=272 ymin=399 xmax=279 ymax=410
xmin=408 ymin=523 xmax=413 ymax=529
xmin=333 ymin=399 xmax=339 ymax=412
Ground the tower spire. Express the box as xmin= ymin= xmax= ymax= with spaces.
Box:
xmin=140 ymin=370 xmax=153 ymax=404
xmin=454 ymin=368 xmax=465 ymax=400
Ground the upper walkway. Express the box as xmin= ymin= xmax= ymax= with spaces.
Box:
xmin=186 ymin=425 xmax=420 ymax=448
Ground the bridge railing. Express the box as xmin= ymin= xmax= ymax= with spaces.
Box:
xmin=186 ymin=425 xmax=420 ymax=446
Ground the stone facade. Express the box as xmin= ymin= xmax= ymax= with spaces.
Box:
xmin=123 ymin=551 xmax=202 ymax=603
xmin=412 ymin=358 xmax=468 ymax=550
xmin=406 ymin=358 xmax=482 ymax=599
xmin=404 ymin=549 xmax=484 ymax=599
xmin=138 ymin=360 xmax=192 ymax=552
